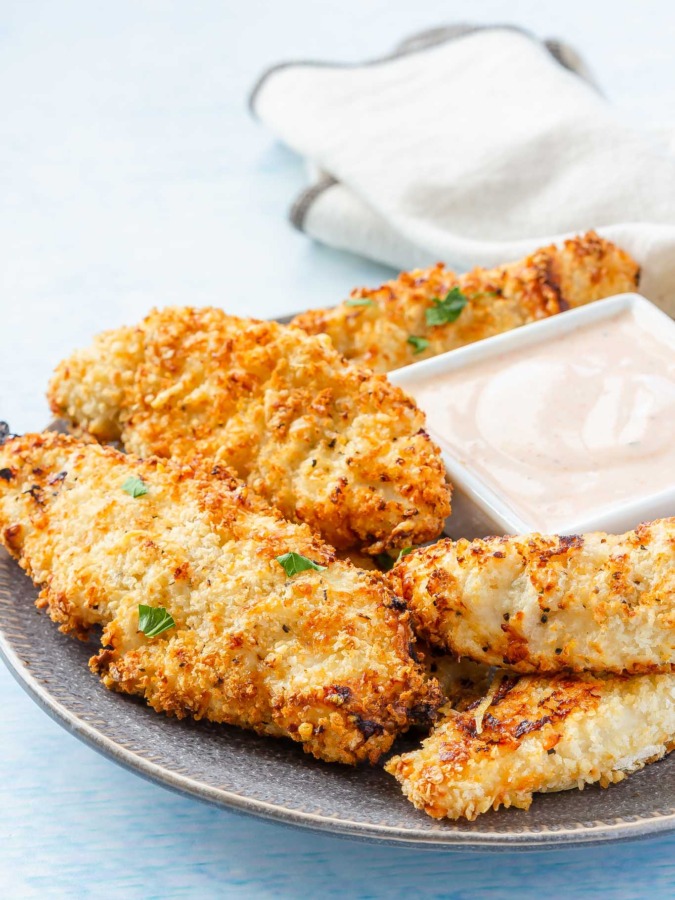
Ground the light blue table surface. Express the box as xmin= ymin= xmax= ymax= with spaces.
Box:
xmin=2 ymin=2 xmax=674 ymax=897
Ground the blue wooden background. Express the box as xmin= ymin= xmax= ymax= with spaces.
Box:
xmin=2 ymin=1 xmax=674 ymax=896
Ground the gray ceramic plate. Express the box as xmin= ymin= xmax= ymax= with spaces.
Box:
xmin=2 ymin=549 xmax=675 ymax=849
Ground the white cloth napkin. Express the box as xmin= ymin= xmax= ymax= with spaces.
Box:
xmin=251 ymin=25 xmax=675 ymax=314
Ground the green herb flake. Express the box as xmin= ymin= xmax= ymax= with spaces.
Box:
xmin=138 ymin=604 xmax=175 ymax=638
xmin=276 ymin=552 xmax=327 ymax=577
xmin=374 ymin=552 xmax=396 ymax=572
xmin=375 ymin=546 xmax=414 ymax=572
xmin=407 ymin=335 xmax=430 ymax=355
xmin=122 ymin=476 xmax=149 ymax=498
xmin=425 ymin=287 xmax=468 ymax=327
xmin=345 ymin=298 xmax=375 ymax=308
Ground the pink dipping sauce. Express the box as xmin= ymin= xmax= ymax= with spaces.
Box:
xmin=406 ymin=308 xmax=675 ymax=532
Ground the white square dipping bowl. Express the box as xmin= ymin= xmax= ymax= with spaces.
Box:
xmin=389 ymin=293 xmax=675 ymax=540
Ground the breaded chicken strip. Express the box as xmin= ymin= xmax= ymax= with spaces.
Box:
xmin=418 ymin=646 xmax=493 ymax=711
xmin=47 ymin=308 xmax=450 ymax=554
xmin=389 ymin=521 xmax=675 ymax=675
xmin=386 ymin=672 xmax=675 ymax=820
xmin=292 ymin=232 xmax=639 ymax=372
xmin=0 ymin=433 xmax=439 ymax=764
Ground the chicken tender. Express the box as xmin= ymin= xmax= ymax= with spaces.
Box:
xmin=292 ymin=232 xmax=639 ymax=372
xmin=0 ymin=432 xmax=440 ymax=764
xmin=419 ymin=646 xmax=493 ymax=711
xmin=47 ymin=308 xmax=451 ymax=554
xmin=389 ymin=520 xmax=675 ymax=675
xmin=386 ymin=672 xmax=675 ymax=821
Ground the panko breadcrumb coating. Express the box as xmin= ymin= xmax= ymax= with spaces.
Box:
xmin=389 ymin=521 xmax=675 ymax=675
xmin=419 ymin=647 xmax=494 ymax=711
xmin=292 ymin=232 xmax=640 ymax=372
xmin=0 ymin=432 xmax=440 ymax=764
xmin=386 ymin=671 xmax=675 ymax=820
xmin=47 ymin=308 xmax=451 ymax=554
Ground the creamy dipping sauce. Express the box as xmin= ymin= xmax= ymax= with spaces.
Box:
xmin=408 ymin=308 xmax=675 ymax=531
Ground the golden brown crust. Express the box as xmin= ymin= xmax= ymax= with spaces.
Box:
xmin=389 ymin=521 xmax=675 ymax=675
xmin=292 ymin=232 xmax=640 ymax=372
xmin=386 ymin=672 xmax=675 ymax=820
xmin=0 ymin=432 xmax=440 ymax=764
xmin=47 ymin=308 xmax=451 ymax=554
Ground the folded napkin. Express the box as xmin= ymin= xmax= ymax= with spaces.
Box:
xmin=251 ymin=25 xmax=675 ymax=313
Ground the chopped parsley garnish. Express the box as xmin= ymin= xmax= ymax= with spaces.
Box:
xmin=122 ymin=476 xmax=149 ymax=498
xmin=375 ymin=546 xmax=414 ymax=571
xmin=345 ymin=297 xmax=375 ymax=307
xmin=407 ymin=335 xmax=430 ymax=355
xmin=276 ymin=552 xmax=327 ymax=577
xmin=425 ymin=287 xmax=468 ymax=326
xmin=138 ymin=604 xmax=175 ymax=637
xmin=374 ymin=553 xmax=396 ymax=571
